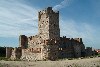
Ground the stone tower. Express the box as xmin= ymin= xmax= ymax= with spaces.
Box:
xmin=38 ymin=7 xmax=60 ymax=40
xmin=38 ymin=7 xmax=60 ymax=60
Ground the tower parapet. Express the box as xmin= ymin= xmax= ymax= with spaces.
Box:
xmin=38 ymin=7 xmax=59 ymax=18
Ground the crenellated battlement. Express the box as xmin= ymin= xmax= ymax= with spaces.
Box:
xmin=60 ymin=37 xmax=83 ymax=43
xmin=38 ymin=7 xmax=59 ymax=15
xmin=38 ymin=7 xmax=59 ymax=21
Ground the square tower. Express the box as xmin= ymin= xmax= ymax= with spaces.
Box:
xmin=38 ymin=7 xmax=60 ymax=40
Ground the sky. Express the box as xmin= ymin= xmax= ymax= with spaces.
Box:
xmin=0 ymin=0 xmax=100 ymax=49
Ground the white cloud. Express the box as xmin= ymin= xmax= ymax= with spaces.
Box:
xmin=0 ymin=0 xmax=40 ymax=37
xmin=53 ymin=0 xmax=73 ymax=11
xmin=60 ymin=19 xmax=95 ymax=47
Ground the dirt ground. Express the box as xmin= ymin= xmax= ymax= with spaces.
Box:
xmin=0 ymin=57 xmax=100 ymax=67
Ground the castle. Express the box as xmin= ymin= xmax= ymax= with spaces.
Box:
xmin=6 ymin=7 xmax=92 ymax=61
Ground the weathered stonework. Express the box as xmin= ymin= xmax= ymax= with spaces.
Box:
xmin=6 ymin=47 xmax=12 ymax=58
xmin=19 ymin=35 xmax=28 ymax=49
xmin=6 ymin=7 xmax=92 ymax=61
xmin=85 ymin=47 xmax=92 ymax=56
xmin=10 ymin=47 xmax=22 ymax=60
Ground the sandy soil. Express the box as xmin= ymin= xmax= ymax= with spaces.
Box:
xmin=0 ymin=57 xmax=100 ymax=67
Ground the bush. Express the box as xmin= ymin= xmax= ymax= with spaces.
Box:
xmin=96 ymin=65 xmax=100 ymax=67
xmin=0 ymin=57 xmax=8 ymax=61
xmin=97 ymin=54 xmax=100 ymax=57
xmin=68 ymin=58 xmax=73 ymax=60
xmin=80 ymin=57 xmax=84 ymax=59
xmin=0 ymin=64 xmax=3 ymax=67
xmin=90 ymin=56 xmax=94 ymax=58
xmin=0 ymin=57 xmax=5 ymax=60
xmin=10 ymin=58 xmax=21 ymax=61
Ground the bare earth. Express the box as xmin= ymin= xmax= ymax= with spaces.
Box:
xmin=0 ymin=57 xmax=100 ymax=67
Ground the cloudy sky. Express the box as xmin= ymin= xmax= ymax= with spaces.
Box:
xmin=0 ymin=0 xmax=100 ymax=48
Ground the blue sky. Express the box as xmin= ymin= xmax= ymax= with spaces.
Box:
xmin=0 ymin=0 xmax=100 ymax=49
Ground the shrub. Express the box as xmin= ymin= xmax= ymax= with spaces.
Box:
xmin=68 ymin=58 xmax=73 ymax=60
xmin=80 ymin=57 xmax=84 ymax=59
xmin=98 ymin=55 xmax=100 ymax=57
xmin=0 ymin=57 xmax=9 ymax=61
xmin=96 ymin=65 xmax=100 ymax=67
xmin=90 ymin=56 xmax=94 ymax=58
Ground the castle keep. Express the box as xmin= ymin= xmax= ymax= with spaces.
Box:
xmin=6 ymin=7 xmax=91 ymax=61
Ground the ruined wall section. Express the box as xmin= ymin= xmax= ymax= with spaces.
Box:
xmin=19 ymin=35 xmax=28 ymax=49
xmin=73 ymin=45 xmax=81 ymax=58
xmin=85 ymin=47 xmax=92 ymax=56
xmin=41 ymin=39 xmax=59 ymax=60
xmin=74 ymin=38 xmax=85 ymax=57
xmin=58 ymin=37 xmax=85 ymax=58
xmin=10 ymin=47 xmax=22 ymax=60
xmin=6 ymin=47 xmax=13 ymax=58
xmin=59 ymin=37 xmax=74 ymax=58
xmin=72 ymin=38 xmax=83 ymax=57
xmin=21 ymin=35 xmax=44 ymax=61
xmin=27 ymin=35 xmax=44 ymax=49
xmin=28 ymin=35 xmax=39 ymax=48
xmin=21 ymin=48 xmax=42 ymax=61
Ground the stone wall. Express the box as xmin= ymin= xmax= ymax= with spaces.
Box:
xmin=58 ymin=37 xmax=83 ymax=58
xmin=85 ymin=47 xmax=92 ymax=56
xmin=73 ymin=45 xmax=81 ymax=58
xmin=41 ymin=39 xmax=59 ymax=60
xmin=10 ymin=47 xmax=22 ymax=60
xmin=21 ymin=49 xmax=42 ymax=61
xmin=19 ymin=35 xmax=28 ymax=49
xmin=6 ymin=47 xmax=13 ymax=58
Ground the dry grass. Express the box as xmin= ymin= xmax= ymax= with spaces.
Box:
xmin=0 ymin=57 xmax=100 ymax=67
